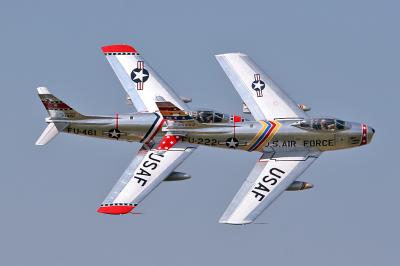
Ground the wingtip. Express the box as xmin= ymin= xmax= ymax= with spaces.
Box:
xmin=101 ymin=44 xmax=138 ymax=54
xmin=37 ymin=87 xmax=50 ymax=94
xmin=97 ymin=204 xmax=135 ymax=215
xmin=219 ymin=219 xmax=253 ymax=225
xmin=215 ymin=52 xmax=247 ymax=58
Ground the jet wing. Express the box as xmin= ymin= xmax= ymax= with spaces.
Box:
xmin=220 ymin=150 xmax=320 ymax=224
xmin=215 ymin=53 xmax=307 ymax=120
xmin=102 ymin=44 xmax=190 ymax=112
xmin=98 ymin=142 xmax=195 ymax=215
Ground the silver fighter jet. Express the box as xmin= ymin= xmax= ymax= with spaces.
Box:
xmin=36 ymin=44 xmax=375 ymax=224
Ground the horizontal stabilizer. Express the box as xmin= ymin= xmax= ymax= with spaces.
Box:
xmin=35 ymin=122 xmax=68 ymax=145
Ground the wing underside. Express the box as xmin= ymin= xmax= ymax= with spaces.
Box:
xmin=98 ymin=143 xmax=196 ymax=215
xmin=102 ymin=44 xmax=190 ymax=113
xmin=216 ymin=53 xmax=307 ymax=121
xmin=220 ymin=150 xmax=320 ymax=224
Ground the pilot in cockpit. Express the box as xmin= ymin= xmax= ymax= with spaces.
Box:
xmin=296 ymin=118 xmax=349 ymax=131
xmin=198 ymin=111 xmax=213 ymax=123
xmin=320 ymin=119 xmax=328 ymax=130
xmin=320 ymin=119 xmax=336 ymax=130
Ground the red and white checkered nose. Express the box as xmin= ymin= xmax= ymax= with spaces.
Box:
xmin=360 ymin=124 xmax=375 ymax=146
xmin=360 ymin=124 xmax=368 ymax=146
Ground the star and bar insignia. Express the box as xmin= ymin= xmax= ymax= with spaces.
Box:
xmin=251 ymin=74 xmax=265 ymax=97
xmin=108 ymin=128 xmax=121 ymax=139
xmin=225 ymin=137 xmax=239 ymax=149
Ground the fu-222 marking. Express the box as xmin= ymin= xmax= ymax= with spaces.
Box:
xmin=182 ymin=137 xmax=218 ymax=146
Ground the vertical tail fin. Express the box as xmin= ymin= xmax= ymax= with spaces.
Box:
xmin=37 ymin=87 xmax=84 ymax=119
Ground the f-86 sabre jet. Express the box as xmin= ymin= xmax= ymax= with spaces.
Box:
xmin=36 ymin=44 xmax=375 ymax=224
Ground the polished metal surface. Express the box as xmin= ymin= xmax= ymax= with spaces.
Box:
xmin=36 ymin=46 xmax=375 ymax=224
xmin=57 ymin=113 xmax=374 ymax=152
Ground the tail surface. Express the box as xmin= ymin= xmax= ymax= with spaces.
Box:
xmin=36 ymin=87 xmax=84 ymax=145
xmin=35 ymin=122 xmax=68 ymax=145
xmin=37 ymin=87 xmax=84 ymax=120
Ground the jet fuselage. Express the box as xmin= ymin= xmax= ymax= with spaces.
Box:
xmin=60 ymin=112 xmax=374 ymax=153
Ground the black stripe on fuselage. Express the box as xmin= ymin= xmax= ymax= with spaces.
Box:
xmin=140 ymin=112 xmax=161 ymax=143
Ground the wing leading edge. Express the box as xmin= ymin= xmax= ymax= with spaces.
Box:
xmin=215 ymin=53 xmax=307 ymax=120
xmin=220 ymin=150 xmax=320 ymax=224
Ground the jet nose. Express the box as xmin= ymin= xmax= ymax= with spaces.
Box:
xmin=368 ymin=126 xmax=375 ymax=143
xmin=360 ymin=124 xmax=375 ymax=145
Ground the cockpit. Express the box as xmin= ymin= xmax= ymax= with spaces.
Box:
xmin=191 ymin=110 xmax=229 ymax=123
xmin=293 ymin=118 xmax=351 ymax=131
xmin=190 ymin=110 xmax=231 ymax=123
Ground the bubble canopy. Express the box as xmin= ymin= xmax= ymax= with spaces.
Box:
xmin=190 ymin=110 xmax=230 ymax=123
xmin=292 ymin=118 xmax=351 ymax=131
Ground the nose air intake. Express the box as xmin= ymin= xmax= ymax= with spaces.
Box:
xmin=368 ymin=126 xmax=375 ymax=144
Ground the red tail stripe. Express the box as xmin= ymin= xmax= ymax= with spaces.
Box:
xmin=42 ymin=101 xmax=71 ymax=109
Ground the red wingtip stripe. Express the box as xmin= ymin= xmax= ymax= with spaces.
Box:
xmin=97 ymin=205 xmax=134 ymax=215
xmin=101 ymin=44 xmax=137 ymax=53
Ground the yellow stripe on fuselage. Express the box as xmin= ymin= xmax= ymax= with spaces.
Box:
xmin=246 ymin=120 xmax=281 ymax=152
xmin=246 ymin=121 xmax=268 ymax=151
xmin=254 ymin=121 xmax=281 ymax=152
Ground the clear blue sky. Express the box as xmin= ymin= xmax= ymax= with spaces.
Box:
xmin=1 ymin=0 xmax=398 ymax=265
